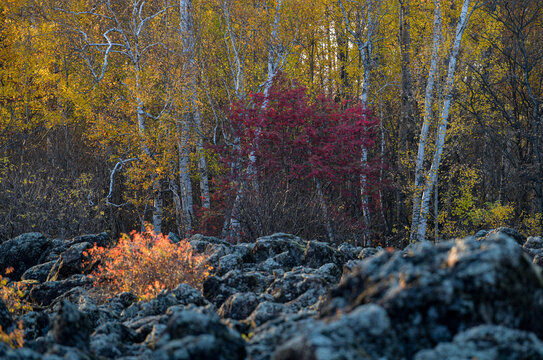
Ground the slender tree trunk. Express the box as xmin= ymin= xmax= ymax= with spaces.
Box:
xmin=410 ymin=0 xmax=442 ymax=241
xmin=226 ymin=0 xmax=284 ymax=241
xmin=178 ymin=118 xmax=193 ymax=236
xmin=413 ymin=0 xmax=476 ymax=241
xmin=397 ymin=0 xmax=414 ymax=227
xmin=194 ymin=102 xmax=211 ymax=209
xmin=358 ymin=0 xmax=376 ymax=245
xmin=179 ymin=0 xmax=211 ymax=213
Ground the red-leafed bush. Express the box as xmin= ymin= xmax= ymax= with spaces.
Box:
xmin=217 ymin=76 xmax=381 ymax=242
xmin=83 ymin=227 xmax=212 ymax=301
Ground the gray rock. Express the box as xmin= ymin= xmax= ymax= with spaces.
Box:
xmin=90 ymin=321 xmax=138 ymax=358
xmin=189 ymin=234 xmax=231 ymax=253
xmin=358 ymin=247 xmax=379 ymax=259
xmin=167 ymin=232 xmax=182 ymax=243
xmin=69 ymin=232 xmax=109 ymax=247
xmin=266 ymin=268 xmax=329 ymax=305
xmin=153 ymin=308 xmax=246 ymax=360
xmin=252 ymin=233 xmax=306 ymax=264
xmin=47 ymin=242 xmax=92 ymax=281
xmin=321 ymin=235 xmax=543 ymax=358
xmin=0 ymin=345 xmax=44 ymax=360
xmin=480 ymin=227 xmax=526 ymax=245
xmin=203 ymin=270 xmax=274 ymax=306
xmin=218 ymin=292 xmax=259 ymax=320
xmin=21 ymin=310 xmax=50 ymax=341
xmin=217 ymin=253 xmax=243 ymax=275
xmin=414 ymin=325 xmax=543 ymax=360
xmin=0 ymin=233 xmax=52 ymax=280
xmin=29 ymin=275 xmax=93 ymax=306
xmin=314 ymin=263 xmax=342 ymax=283
xmin=53 ymin=300 xmax=92 ymax=348
xmin=170 ymin=283 xmax=207 ymax=306
xmin=337 ymin=243 xmax=363 ymax=260
xmin=302 ymin=241 xmax=345 ymax=269
xmin=273 ymin=304 xmax=401 ymax=360
xmin=246 ymin=301 xmax=294 ymax=328
xmin=22 ymin=261 xmax=56 ymax=282
xmin=524 ymin=236 xmax=543 ymax=249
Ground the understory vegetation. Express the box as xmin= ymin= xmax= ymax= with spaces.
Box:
xmin=83 ymin=228 xmax=212 ymax=301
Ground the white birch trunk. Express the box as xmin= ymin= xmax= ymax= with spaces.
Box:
xmin=195 ymin=108 xmax=211 ymax=209
xmin=220 ymin=0 xmax=245 ymax=241
xmin=226 ymin=0 xmax=284 ymax=241
xmin=247 ymin=0 xmax=283 ymax=180
xmin=359 ymin=0 xmax=375 ymax=245
xmin=178 ymin=119 xmax=194 ymax=236
xmin=414 ymin=0 xmax=475 ymax=241
xmin=410 ymin=0 xmax=442 ymax=241
xmin=180 ymin=0 xmax=210 ymax=211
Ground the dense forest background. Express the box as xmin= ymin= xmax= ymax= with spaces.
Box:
xmin=0 ymin=0 xmax=541 ymax=245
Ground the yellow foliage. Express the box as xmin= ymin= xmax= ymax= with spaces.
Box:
xmin=0 ymin=268 xmax=32 ymax=348
xmin=0 ymin=321 xmax=24 ymax=349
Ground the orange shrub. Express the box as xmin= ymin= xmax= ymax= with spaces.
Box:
xmin=83 ymin=227 xmax=212 ymax=301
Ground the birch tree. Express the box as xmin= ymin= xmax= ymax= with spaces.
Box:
xmin=57 ymin=0 xmax=174 ymax=233
xmin=221 ymin=0 xmax=290 ymax=241
xmin=410 ymin=0 xmax=480 ymax=241
xmin=337 ymin=0 xmax=381 ymax=245
xmin=175 ymin=0 xmax=211 ymax=237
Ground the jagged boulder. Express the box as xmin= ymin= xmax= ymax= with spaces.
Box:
xmin=29 ymin=275 xmax=93 ymax=306
xmin=90 ymin=321 xmax=139 ymax=358
xmin=477 ymin=227 xmax=526 ymax=245
xmin=265 ymin=267 xmax=329 ymax=308
xmin=246 ymin=301 xmax=295 ymax=328
xmin=252 ymin=233 xmax=306 ymax=265
xmin=301 ymin=241 xmax=345 ymax=269
xmin=47 ymin=241 xmax=92 ymax=281
xmin=273 ymin=304 xmax=401 ymax=360
xmin=69 ymin=232 xmax=109 ymax=247
xmin=152 ymin=308 xmax=246 ymax=360
xmin=22 ymin=261 xmax=56 ymax=282
xmin=321 ymin=235 xmax=543 ymax=358
xmin=523 ymin=236 xmax=543 ymax=266
xmin=218 ymin=292 xmax=259 ymax=320
xmin=414 ymin=325 xmax=543 ymax=360
xmin=203 ymin=270 xmax=275 ymax=306
xmin=53 ymin=300 xmax=93 ymax=349
xmin=0 ymin=233 xmax=52 ymax=280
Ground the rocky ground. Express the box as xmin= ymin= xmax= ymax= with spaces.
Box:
xmin=1 ymin=228 xmax=543 ymax=359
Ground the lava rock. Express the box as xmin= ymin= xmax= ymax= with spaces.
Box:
xmin=218 ymin=292 xmax=259 ymax=320
xmin=252 ymin=233 xmax=306 ymax=264
xmin=273 ymin=304 xmax=401 ymax=360
xmin=414 ymin=325 xmax=543 ymax=360
xmin=22 ymin=261 xmax=56 ymax=283
xmin=53 ymin=300 xmax=92 ymax=348
xmin=153 ymin=308 xmax=246 ymax=360
xmin=29 ymin=275 xmax=93 ymax=306
xmin=302 ymin=241 xmax=345 ymax=269
xmin=0 ymin=233 xmax=52 ymax=280
xmin=47 ymin=241 xmax=92 ymax=281
xmin=321 ymin=235 xmax=543 ymax=358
